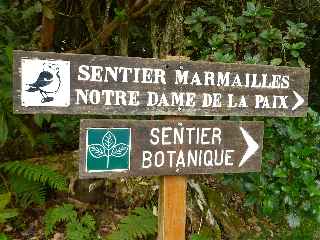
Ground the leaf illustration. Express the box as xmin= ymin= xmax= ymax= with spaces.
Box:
xmin=102 ymin=131 xmax=116 ymax=150
xmin=88 ymin=144 xmax=105 ymax=158
xmin=110 ymin=143 xmax=129 ymax=158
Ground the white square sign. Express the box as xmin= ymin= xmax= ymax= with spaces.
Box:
xmin=21 ymin=58 xmax=70 ymax=107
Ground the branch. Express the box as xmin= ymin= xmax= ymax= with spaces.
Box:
xmin=129 ymin=0 xmax=159 ymax=18
xmin=68 ymin=0 xmax=159 ymax=53
xmin=80 ymin=0 xmax=96 ymax=40
xmin=69 ymin=18 xmax=122 ymax=54
xmin=40 ymin=1 xmax=56 ymax=51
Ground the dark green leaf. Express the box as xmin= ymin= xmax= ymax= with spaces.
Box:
xmin=0 ymin=113 xmax=8 ymax=146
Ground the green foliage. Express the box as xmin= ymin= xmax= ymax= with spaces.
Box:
xmin=0 ymin=233 xmax=11 ymax=240
xmin=184 ymin=2 xmax=307 ymax=66
xmin=106 ymin=207 xmax=157 ymax=240
xmin=0 ymin=192 xmax=18 ymax=223
xmin=0 ymin=113 xmax=8 ymax=147
xmin=184 ymin=1 xmax=318 ymax=232
xmin=278 ymin=219 xmax=320 ymax=239
xmin=44 ymin=204 xmax=96 ymax=240
xmin=0 ymin=161 xmax=67 ymax=207
xmin=225 ymin=110 xmax=320 ymax=227
xmin=65 ymin=214 xmax=96 ymax=240
xmin=0 ymin=161 xmax=67 ymax=191
xmin=0 ymin=1 xmax=41 ymax=147
xmin=0 ymin=2 xmax=80 ymax=152
xmin=190 ymin=232 xmax=212 ymax=240
xmin=8 ymin=176 xmax=46 ymax=206
xmin=114 ymin=8 xmax=127 ymax=21
xmin=44 ymin=203 xmax=77 ymax=236
xmin=249 ymin=110 xmax=319 ymax=224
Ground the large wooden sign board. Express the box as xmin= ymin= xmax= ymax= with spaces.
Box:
xmin=79 ymin=120 xmax=264 ymax=178
xmin=13 ymin=50 xmax=309 ymax=117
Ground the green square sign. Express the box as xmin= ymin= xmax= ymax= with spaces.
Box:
xmin=86 ymin=128 xmax=131 ymax=172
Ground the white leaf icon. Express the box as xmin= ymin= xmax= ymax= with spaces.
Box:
xmin=110 ymin=143 xmax=129 ymax=158
xmin=88 ymin=144 xmax=105 ymax=158
xmin=102 ymin=131 xmax=116 ymax=150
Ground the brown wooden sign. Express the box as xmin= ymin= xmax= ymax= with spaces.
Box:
xmin=79 ymin=120 xmax=264 ymax=178
xmin=13 ymin=50 xmax=309 ymax=117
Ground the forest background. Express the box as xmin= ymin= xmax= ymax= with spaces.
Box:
xmin=0 ymin=0 xmax=320 ymax=239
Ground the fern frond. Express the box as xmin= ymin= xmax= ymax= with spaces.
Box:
xmin=9 ymin=176 xmax=46 ymax=207
xmin=190 ymin=234 xmax=212 ymax=240
xmin=0 ymin=192 xmax=18 ymax=223
xmin=0 ymin=232 xmax=11 ymax=240
xmin=106 ymin=207 xmax=157 ymax=240
xmin=80 ymin=213 xmax=96 ymax=231
xmin=36 ymin=133 xmax=56 ymax=151
xmin=0 ymin=161 xmax=67 ymax=192
xmin=6 ymin=114 xmax=35 ymax=147
xmin=44 ymin=204 xmax=77 ymax=237
xmin=66 ymin=220 xmax=93 ymax=240
xmin=44 ymin=204 xmax=97 ymax=240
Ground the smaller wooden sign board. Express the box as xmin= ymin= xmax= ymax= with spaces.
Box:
xmin=79 ymin=120 xmax=264 ymax=178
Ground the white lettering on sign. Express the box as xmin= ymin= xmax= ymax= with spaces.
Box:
xmin=75 ymin=89 xmax=140 ymax=106
xmin=255 ymin=95 xmax=289 ymax=109
xmin=78 ymin=65 xmax=291 ymax=89
xmin=139 ymin=125 xmax=260 ymax=171
xmin=15 ymin=51 xmax=308 ymax=118
xmin=69 ymin=64 xmax=306 ymax=113
xmin=173 ymin=70 xmax=290 ymax=88
xmin=141 ymin=149 xmax=235 ymax=169
xmin=142 ymin=126 xmax=234 ymax=170
xmin=149 ymin=127 xmax=221 ymax=145
xmin=77 ymin=65 xmax=166 ymax=84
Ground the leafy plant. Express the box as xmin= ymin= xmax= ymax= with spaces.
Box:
xmin=0 ymin=192 xmax=18 ymax=223
xmin=0 ymin=161 xmax=67 ymax=207
xmin=224 ymin=109 xmax=320 ymax=227
xmin=0 ymin=3 xmax=80 ymax=153
xmin=184 ymin=2 xmax=307 ymax=66
xmin=8 ymin=176 xmax=46 ymax=206
xmin=44 ymin=203 xmax=96 ymax=240
xmin=0 ymin=233 xmax=11 ymax=240
xmin=184 ymin=0 xmax=318 ymax=232
xmin=0 ymin=1 xmax=41 ymax=147
xmin=106 ymin=207 xmax=157 ymax=240
xmin=252 ymin=110 xmax=319 ymax=224
xmin=190 ymin=234 xmax=211 ymax=240
xmin=0 ymin=161 xmax=67 ymax=191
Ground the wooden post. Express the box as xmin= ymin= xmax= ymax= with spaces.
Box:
xmin=158 ymin=175 xmax=187 ymax=240
xmin=158 ymin=56 xmax=189 ymax=240
xmin=158 ymin=85 xmax=188 ymax=240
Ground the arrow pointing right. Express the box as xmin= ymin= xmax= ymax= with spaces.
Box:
xmin=292 ymin=90 xmax=304 ymax=111
xmin=239 ymin=127 xmax=259 ymax=167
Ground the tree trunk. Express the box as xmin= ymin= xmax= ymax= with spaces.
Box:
xmin=150 ymin=0 xmax=185 ymax=58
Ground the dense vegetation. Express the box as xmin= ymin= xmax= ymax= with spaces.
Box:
xmin=0 ymin=0 xmax=320 ymax=239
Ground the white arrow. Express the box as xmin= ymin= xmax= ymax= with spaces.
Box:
xmin=292 ymin=91 xmax=304 ymax=111
xmin=239 ymin=127 xmax=259 ymax=167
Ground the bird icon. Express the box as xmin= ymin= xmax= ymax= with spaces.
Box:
xmin=26 ymin=67 xmax=61 ymax=103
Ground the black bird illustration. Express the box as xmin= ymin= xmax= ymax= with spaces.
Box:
xmin=26 ymin=70 xmax=61 ymax=103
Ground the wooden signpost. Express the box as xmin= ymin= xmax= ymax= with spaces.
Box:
xmin=12 ymin=50 xmax=310 ymax=240
xmin=13 ymin=50 xmax=309 ymax=117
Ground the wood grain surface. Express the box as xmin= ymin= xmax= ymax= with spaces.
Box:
xmin=13 ymin=50 xmax=309 ymax=117
xmin=79 ymin=119 xmax=264 ymax=178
